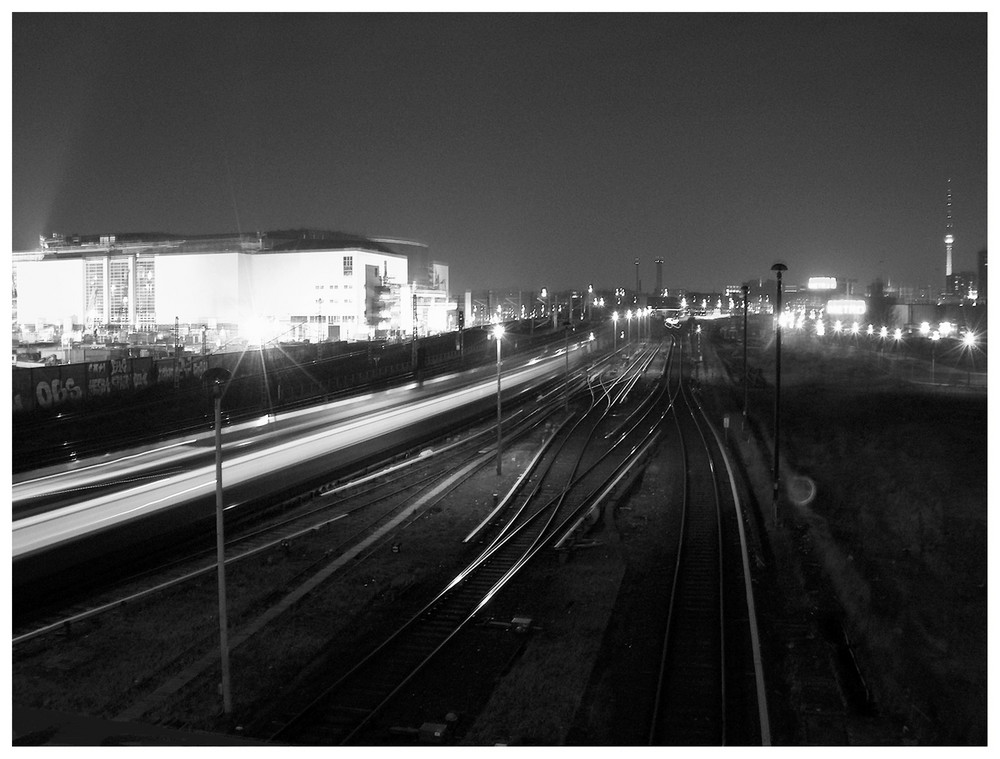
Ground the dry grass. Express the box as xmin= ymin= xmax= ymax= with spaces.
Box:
xmin=726 ymin=334 xmax=987 ymax=744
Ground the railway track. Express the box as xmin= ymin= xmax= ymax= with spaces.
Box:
xmin=15 ymin=329 xmax=770 ymax=746
xmin=261 ymin=344 xmax=673 ymax=745
xmin=648 ymin=330 xmax=769 ymax=745
xmin=12 ymin=365 xmax=596 ymax=644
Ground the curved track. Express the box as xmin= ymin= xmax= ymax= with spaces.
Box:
xmin=261 ymin=346 xmax=671 ymax=745
xmin=648 ymin=329 xmax=769 ymax=745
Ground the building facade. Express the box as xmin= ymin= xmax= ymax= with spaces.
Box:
xmin=13 ymin=230 xmax=452 ymax=350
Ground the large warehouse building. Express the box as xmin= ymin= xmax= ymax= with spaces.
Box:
xmin=13 ymin=229 xmax=453 ymax=349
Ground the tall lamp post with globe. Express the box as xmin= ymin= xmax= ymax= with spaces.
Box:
xmin=770 ymin=262 xmax=787 ymax=525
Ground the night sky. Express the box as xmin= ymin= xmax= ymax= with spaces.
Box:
xmin=12 ymin=13 xmax=987 ymax=295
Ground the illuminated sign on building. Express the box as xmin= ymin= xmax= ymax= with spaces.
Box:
xmin=808 ymin=277 xmax=838 ymax=290
xmin=826 ymin=299 xmax=866 ymax=316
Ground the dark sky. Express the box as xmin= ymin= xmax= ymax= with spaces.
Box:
xmin=12 ymin=13 xmax=987 ymax=295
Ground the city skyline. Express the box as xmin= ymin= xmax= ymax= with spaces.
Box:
xmin=12 ymin=13 xmax=988 ymax=295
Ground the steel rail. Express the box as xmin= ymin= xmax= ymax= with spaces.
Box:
xmin=13 ymin=375 xmax=577 ymax=646
xmin=648 ymin=334 xmax=727 ymax=745
xmin=264 ymin=348 xmax=666 ymax=745
xmin=686 ymin=372 xmax=772 ymax=745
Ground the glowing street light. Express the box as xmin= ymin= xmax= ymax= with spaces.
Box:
xmin=492 ymin=324 xmax=505 ymax=476
xmin=612 ymin=311 xmax=619 ymax=352
xmin=626 ymin=309 xmax=633 ymax=344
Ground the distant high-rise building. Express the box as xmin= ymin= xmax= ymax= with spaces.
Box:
xmin=654 ymin=257 xmax=664 ymax=295
xmin=944 ymin=178 xmax=955 ymax=292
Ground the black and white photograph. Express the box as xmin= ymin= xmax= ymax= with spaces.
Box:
xmin=11 ymin=10 xmax=988 ymax=747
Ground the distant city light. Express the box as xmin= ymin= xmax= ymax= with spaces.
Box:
xmin=815 ymin=321 xmax=826 ymax=336
xmin=894 ymin=328 xmax=903 ymax=341
xmin=963 ymin=331 xmax=977 ymax=347
xmin=920 ymin=322 xmax=931 ymax=336
xmin=827 ymin=299 xmax=867 ymax=316
xmin=940 ymin=321 xmax=955 ymax=337
xmin=867 ymin=324 xmax=874 ymax=336
xmin=851 ymin=322 xmax=860 ymax=335
xmin=808 ymin=277 xmax=838 ymax=290
xmin=879 ymin=326 xmax=888 ymax=339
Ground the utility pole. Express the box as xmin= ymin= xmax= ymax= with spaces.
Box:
xmin=494 ymin=325 xmax=504 ymax=475
xmin=770 ymin=263 xmax=787 ymax=525
xmin=742 ymin=284 xmax=749 ymax=424
xmin=564 ymin=322 xmax=570 ymax=410
xmin=204 ymin=367 xmax=233 ymax=715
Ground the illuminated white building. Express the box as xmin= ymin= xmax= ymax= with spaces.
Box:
xmin=13 ymin=230 xmax=451 ymax=346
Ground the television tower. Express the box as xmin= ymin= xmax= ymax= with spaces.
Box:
xmin=944 ymin=178 xmax=954 ymax=290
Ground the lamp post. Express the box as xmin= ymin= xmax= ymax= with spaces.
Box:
xmin=931 ymin=330 xmax=940 ymax=383
xmin=493 ymin=324 xmax=505 ymax=476
xmin=564 ymin=322 xmax=571 ymax=410
xmin=770 ymin=263 xmax=787 ymax=525
xmin=963 ymin=331 xmax=976 ymax=385
xmin=892 ymin=328 xmax=903 ymax=377
xmin=741 ymin=284 xmax=749 ymax=422
xmin=203 ymin=366 xmax=233 ymax=714
xmin=626 ymin=309 xmax=632 ymax=345
xmin=612 ymin=311 xmax=619 ymax=353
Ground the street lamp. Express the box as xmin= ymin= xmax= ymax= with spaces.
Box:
xmin=203 ymin=366 xmax=233 ymax=714
xmin=891 ymin=328 xmax=903 ymax=375
xmin=963 ymin=331 xmax=977 ymax=385
xmin=626 ymin=309 xmax=632 ymax=345
xmin=612 ymin=311 xmax=619 ymax=353
xmin=741 ymin=284 xmax=749 ymax=422
xmin=493 ymin=324 xmax=505 ymax=476
xmin=931 ymin=330 xmax=940 ymax=383
xmin=770 ymin=262 xmax=787 ymax=525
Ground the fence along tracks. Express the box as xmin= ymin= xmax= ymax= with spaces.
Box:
xmin=648 ymin=331 xmax=770 ymax=745
xmin=263 ymin=344 xmax=672 ymax=745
